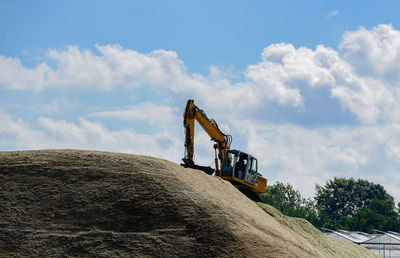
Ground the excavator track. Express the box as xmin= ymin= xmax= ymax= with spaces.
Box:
xmin=235 ymin=184 xmax=263 ymax=202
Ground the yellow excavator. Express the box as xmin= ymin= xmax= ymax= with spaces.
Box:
xmin=181 ymin=99 xmax=267 ymax=199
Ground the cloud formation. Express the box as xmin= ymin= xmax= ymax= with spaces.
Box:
xmin=2 ymin=24 xmax=400 ymax=124
xmin=2 ymin=24 xmax=400 ymax=201
xmin=235 ymin=120 xmax=400 ymax=199
xmin=327 ymin=10 xmax=339 ymax=18
xmin=89 ymin=102 xmax=179 ymax=126
xmin=0 ymin=45 xmax=188 ymax=91
xmin=0 ymin=109 xmax=181 ymax=161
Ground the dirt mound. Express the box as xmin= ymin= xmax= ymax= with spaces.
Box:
xmin=0 ymin=150 xmax=377 ymax=257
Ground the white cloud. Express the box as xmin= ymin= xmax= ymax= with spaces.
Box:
xmin=331 ymin=10 xmax=339 ymax=16
xmin=0 ymin=109 xmax=48 ymax=148
xmin=340 ymin=24 xmax=400 ymax=80
xmin=233 ymin=120 xmax=400 ymax=201
xmin=0 ymin=45 xmax=188 ymax=91
xmin=2 ymin=24 xmax=400 ymax=124
xmin=0 ymin=43 xmax=327 ymax=111
xmin=36 ymin=97 xmax=78 ymax=114
xmin=243 ymin=24 xmax=400 ymax=124
xmin=333 ymin=24 xmax=400 ymax=124
xmin=37 ymin=116 xmax=181 ymax=161
xmin=244 ymin=43 xmax=338 ymax=108
xmin=0 ymin=110 xmax=181 ymax=162
xmin=0 ymin=56 xmax=50 ymax=91
xmin=89 ymin=102 xmax=179 ymax=126
xmin=328 ymin=10 xmax=339 ymax=17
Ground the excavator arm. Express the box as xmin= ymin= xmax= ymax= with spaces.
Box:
xmin=182 ymin=100 xmax=232 ymax=175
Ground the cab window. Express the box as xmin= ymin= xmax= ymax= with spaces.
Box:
xmin=249 ymin=158 xmax=257 ymax=177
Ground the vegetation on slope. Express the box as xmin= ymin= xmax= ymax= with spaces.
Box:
xmin=257 ymin=203 xmax=375 ymax=258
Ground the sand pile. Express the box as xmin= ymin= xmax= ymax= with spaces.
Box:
xmin=0 ymin=150 xmax=377 ymax=257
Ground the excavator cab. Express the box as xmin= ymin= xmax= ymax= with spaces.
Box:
xmin=221 ymin=150 xmax=266 ymax=194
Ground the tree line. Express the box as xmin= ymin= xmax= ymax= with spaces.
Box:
xmin=259 ymin=177 xmax=400 ymax=233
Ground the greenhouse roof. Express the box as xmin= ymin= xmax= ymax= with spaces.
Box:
xmin=322 ymin=228 xmax=400 ymax=244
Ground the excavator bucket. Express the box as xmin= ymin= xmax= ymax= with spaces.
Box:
xmin=181 ymin=159 xmax=215 ymax=175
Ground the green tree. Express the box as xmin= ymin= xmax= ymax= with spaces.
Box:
xmin=260 ymin=182 xmax=318 ymax=223
xmin=349 ymin=199 xmax=400 ymax=233
xmin=315 ymin=177 xmax=397 ymax=230
xmin=397 ymin=202 xmax=400 ymax=215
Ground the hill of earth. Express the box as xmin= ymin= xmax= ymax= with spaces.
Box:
xmin=0 ymin=150 xmax=378 ymax=257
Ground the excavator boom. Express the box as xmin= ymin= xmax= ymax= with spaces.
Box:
xmin=182 ymin=100 xmax=231 ymax=175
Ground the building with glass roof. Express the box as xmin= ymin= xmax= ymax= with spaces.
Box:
xmin=323 ymin=228 xmax=400 ymax=257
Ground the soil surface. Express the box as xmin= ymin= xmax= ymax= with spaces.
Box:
xmin=0 ymin=150 xmax=378 ymax=257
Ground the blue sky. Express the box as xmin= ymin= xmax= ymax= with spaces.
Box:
xmin=3 ymin=1 xmax=400 ymax=71
xmin=1 ymin=0 xmax=400 ymax=202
